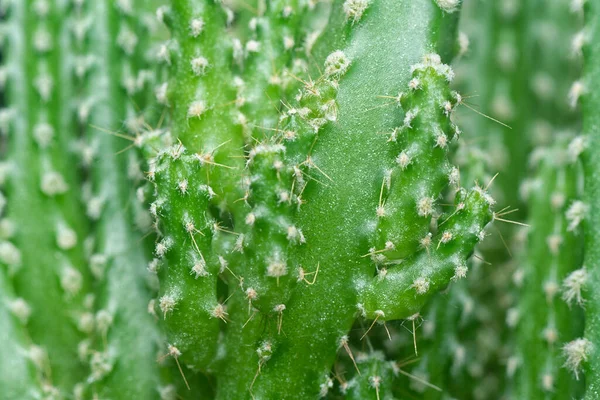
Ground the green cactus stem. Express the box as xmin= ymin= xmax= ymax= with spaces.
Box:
xmin=2 ymin=0 xmax=92 ymax=393
xmin=516 ymin=138 xmax=584 ymax=398
xmin=233 ymin=1 xmax=491 ymax=398
xmin=580 ymin=0 xmax=600 ymax=397
xmin=79 ymin=0 xmax=164 ymax=397
xmin=0 ymin=268 xmax=42 ymax=400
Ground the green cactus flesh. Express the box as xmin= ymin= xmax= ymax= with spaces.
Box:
xmin=2 ymin=0 xmax=600 ymax=399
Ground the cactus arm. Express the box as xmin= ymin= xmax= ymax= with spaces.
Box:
xmin=150 ymin=0 xmax=245 ymax=371
xmin=481 ymin=2 xmax=530 ymax=212
xmin=214 ymin=56 xmax=345 ymax=399
xmin=430 ymin=1 xmax=462 ymax=61
xmin=3 ymin=0 xmax=92 ymax=391
xmin=582 ymin=0 xmax=600 ymax=395
xmin=82 ymin=0 xmax=162 ymax=396
xmin=359 ymin=187 xmax=492 ymax=320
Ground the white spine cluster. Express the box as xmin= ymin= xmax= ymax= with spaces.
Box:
xmin=435 ymin=0 xmax=460 ymax=13
xmin=412 ymin=276 xmax=430 ymax=294
xmin=343 ymin=0 xmax=369 ymax=24
xmin=159 ymin=294 xmax=177 ymax=318
xmin=41 ymin=171 xmax=68 ymax=196
xmin=566 ymin=200 xmax=588 ymax=231
xmin=561 ymin=267 xmax=588 ymax=307
xmin=324 ymin=51 xmax=351 ymax=78
xmin=562 ymin=338 xmax=592 ymax=379
xmin=190 ymin=18 xmax=204 ymax=37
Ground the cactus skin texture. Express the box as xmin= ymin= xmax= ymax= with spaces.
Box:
xmin=82 ymin=0 xmax=163 ymax=398
xmin=5 ymin=0 xmax=599 ymax=399
xmin=582 ymin=1 xmax=600 ymax=397
xmin=0 ymin=268 xmax=42 ymax=399
xmin=516 ymin=138 xmax=584 ymax=399
xmin=2 ymin=0 xmax=92 ymax=394
xmin=513 ymin=0 xmax=585 ymax=398
xmin=145 ymin=1 xmax=495 ymax=399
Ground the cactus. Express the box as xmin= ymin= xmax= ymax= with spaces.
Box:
xmin=516 ymin=137 xmax=584 ymax=398
xmin=4 ymin=0 xmax=600 ymax=399
xmin=580 ymin=0 xmax=600 ymax=396
xmin=2 ymin=0 xmax=92 ymax=393
xmin=81 ymin=0 xmax=164 ymax=397
xmin=512 ymin=0 xmax=585 ymax=397
xmin=145 ymin=0 xmax=496 ymax=398
xmin=0 ymin=268 xmax=42 ymax=399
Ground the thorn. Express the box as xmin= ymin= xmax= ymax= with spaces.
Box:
xmin=396 ymin=356 xmax=420 ymax=368
xmin=297 ymin=168 xmax=329 ymax=187
xmin=495 ymin=207 xmax=519 ymax=217
xmin=461 ymin=101 xmax=512 ymax=129
xmin=361 ymin=247 xmax=391 ymax=258
xmin=493 ymin=213 xmax=530 ymax=227
xmin=383 ymin=321 xmax=392 ymax=341
xmin=159 ymin=345 xmax=190 ymax=390
xmin=115 ymin=142 xmax=135 ymax=155
xmin=358 ymin=100 xmax=397 ymax=114
xmin=302 ymin=262 xmax=320 ymax=285
xmin=438 ymin=206 xmax=462 ymax=227
xmin=397 ymin=369 xmax=442 ymax=392
xmin=378 ymin=176 xmax=386 ymax=210
xmin=213 ymin=222 xmax=241 ymax=235
xmin=361 ymin=311 xmax=384 ymax=340
xmin=412 ymin=319 xmax=418 ymax=356
xmin=339 ymin=337 xmax=361 ymax=375
xmin=225 ymin=266 xmax=243 ymax=286
xmin=243 ymin=309 xmax=258 ymax=328
xmin=473 ymin=253 xmax=492 ymax=265
xmin=401 ymin=313 xmax=422 ymax=356
xmin=494 ymin=225 xmax=513 ymax=257
xmin=304 ymin=157 xmax=333 ymax=182
xmin=274 ymin=304 xmax=285 ymax=334
xmin=485 ymin=172 xmax=499 ymax=191
xmin=89 ymin=124 xmax=137 ymax=141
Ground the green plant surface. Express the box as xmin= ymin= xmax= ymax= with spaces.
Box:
xmin=81 ymin=0 xmax=163 ymax=397
xmin=0 ymin=268 xmax=41 ymax=400
xmin=152 ymin=1 xmax=245 ymax=371
xmin=511 ymin=0 xmax=584 ymax=398
xmin=2 ymin=0 xmax=599 ymax=399
xmin=143 ymin=1 xmax=498 ymax=399
xmin=2 ymin=0 xmax=92 ymax=393
xmin=581 ymin=0 xmax=600 ymax=397
xmin=515 ymin=138 xmax=584 ymax=399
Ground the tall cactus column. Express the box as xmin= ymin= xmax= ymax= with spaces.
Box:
xmin=581 ymin=0 xmax=600 ymax=397
xmin=81 ymin=0 xmax=162 ymax=397
xmin=2 ymin=0 xmax=92 ymax=394
xmin=516 ymin=140 xmax=583 ymax=399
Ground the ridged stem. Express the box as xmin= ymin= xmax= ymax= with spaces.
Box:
xmin=5 ymin=0 xmax=92 ymax=393
xmin=583 ymin=0 xmax=600 ymax=397
xmin=83 ymin=0 xmax=162 ymax=396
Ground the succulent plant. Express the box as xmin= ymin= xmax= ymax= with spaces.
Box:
xmin=1 ymin=0 xmax=599 ymax=399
